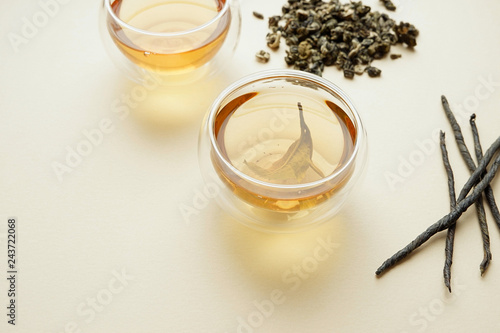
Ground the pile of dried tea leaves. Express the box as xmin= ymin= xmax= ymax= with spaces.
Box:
xmin=376 ymin=96 xmax=500 ymax=292
xmin=259 ymin=0 xmax=418 ymax=77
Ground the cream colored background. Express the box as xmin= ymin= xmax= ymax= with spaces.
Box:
xmin=1 ymin=0 xmax=500 ymax=332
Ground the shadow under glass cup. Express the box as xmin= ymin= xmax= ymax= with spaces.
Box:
xmin=99 ymin=0 xmax=240 ymax=85
xmin=199 ymin=70 xmax=368 ymax=233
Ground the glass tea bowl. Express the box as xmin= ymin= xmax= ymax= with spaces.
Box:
xmin=99 ymin=0 xmax=241 ymax=85
xmin=199 ymin=70 xmax=368 ymax=233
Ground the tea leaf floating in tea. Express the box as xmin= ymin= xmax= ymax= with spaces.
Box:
xmin=244 ymin=102 xmax=325 ymax=182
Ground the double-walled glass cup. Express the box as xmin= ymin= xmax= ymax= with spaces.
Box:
xmin=99 ymin=0 xmax=241 ymax=85
xmin=199 ymin=70 xmax=368 ymax=233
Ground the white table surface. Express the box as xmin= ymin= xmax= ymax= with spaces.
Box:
xmin=1 ymin=0 xmax=500 ymax=332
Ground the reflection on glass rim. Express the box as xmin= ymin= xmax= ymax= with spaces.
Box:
xmin=208 ymin=69 xmax=365 ymax=190
xmin=104 ymin=0 xmax=231 ymax=37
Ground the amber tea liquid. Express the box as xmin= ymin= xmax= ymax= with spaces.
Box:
xmin=108 ymin=0 xmax=229 ymax=73
xmin=213 ymin=92 xmax=357 ymax=212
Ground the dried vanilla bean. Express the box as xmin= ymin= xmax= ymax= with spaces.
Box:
xmin=440 ymin=132 xmax=456 ymax=292
xmin=376 ymin=135 xmax=500 ymax=276
xmin=470 ymin=114 xmax=500 ymax=231
xmin=441 ymin=96 xmax=491 ymax=274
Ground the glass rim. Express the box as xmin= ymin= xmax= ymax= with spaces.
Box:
xmin=105 ymin=0 xmax=230 ymax=37
xmin=207 ymin=69 xmax=366 ymax=190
